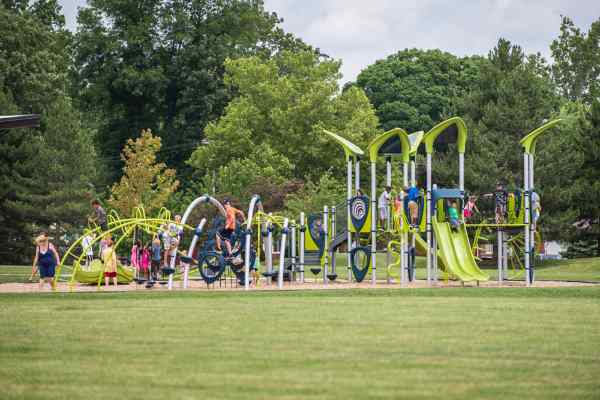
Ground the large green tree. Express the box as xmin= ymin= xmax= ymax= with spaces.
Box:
xmin=72 ymin=0 xmax=307 ymax=183
xmin=355 ymin=48 xmax=485 ymax=132
xmin=0 ymin=1 xmax=98 ymax=262
xmin=551 ymin=16 xmax=600 ymax=104
xmin=187 ymin=50 xmax=379 ymax=207
xmin=452 ymin=39 xmax=574 ymax=238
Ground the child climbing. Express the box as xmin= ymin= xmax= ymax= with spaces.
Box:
xmin=403 ymin=183 xmax=420 ymax=228
xmin=216 ymin=199 xmax=245 ymax=258
xmin=102 ymin=235 xmax=118 ymax=288
xmin=531 ymin=191 xmax=541 ymax=231
xmin=448 ymin=201 xmax=461 ymax=231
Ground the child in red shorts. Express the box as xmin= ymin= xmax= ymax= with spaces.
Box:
xmin=102 ymin=235 xmax=118 ymax=288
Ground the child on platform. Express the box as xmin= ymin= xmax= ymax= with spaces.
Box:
xmin=463 ymin=196 xmax=479 ymax=221
xmin=81 ymin=231 xmax=95 ymax=270
xmin=448 ymin=201 xmax=461 ymax=231
xmin=131 ymin=240 xmax=141 ymax=275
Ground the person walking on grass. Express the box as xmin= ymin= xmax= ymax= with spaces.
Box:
xmin=30 ymin=233 xmax=60 ymax=290
xmin=102 ymin=235 xmax=118 ymax=288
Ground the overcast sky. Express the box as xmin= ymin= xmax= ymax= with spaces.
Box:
xmin=58 ymin=0 xmax=600 ymax=83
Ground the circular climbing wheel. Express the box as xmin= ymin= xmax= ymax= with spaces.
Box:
xmin=198 ymin=251 xmax=226 ymax=284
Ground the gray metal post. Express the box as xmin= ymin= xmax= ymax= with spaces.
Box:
xmin=277 ymin=218 xmax=289 ymax=289
xmin=290 ymin=220 xmax=296 ymax=282
xmin=267 ymin=214 xmax=273 ymax=286
xmin=426 ymin=153 xmax=432 ymax=285
xmin=371 ymin=161 xmax=377 ymax=285
xmin=183 ymin=219 xmax=206 ymax=289
xmin=331 ymin=206 xmax=336 ymax=278
xmin=299 ymin=212 xmax=305 ymax=283
xmin=323 ymin=205 xmax=329 ymax=284
xmin=497 ymin=228 xmax=503 ymax=283
xmin=524 ymin=153 xmax=531 ymax=286
xmin=347 ymin=158 xmax=353 ymax=282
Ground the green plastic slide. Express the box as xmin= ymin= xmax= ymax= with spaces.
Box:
xmin=431 ymin=217 xmax=488 ymax=282
xmin=73 ymin=259 xmax=134 ymax=284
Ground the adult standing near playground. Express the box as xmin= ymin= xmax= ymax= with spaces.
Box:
xmin=403 ymin=182 xmax=420 ymax=228
xmin=30 ymin=232 xmax=60 ymax=290
xmin=378 ymin=186 xmax=392 ymax=227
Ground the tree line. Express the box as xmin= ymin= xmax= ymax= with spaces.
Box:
xmin=1 ymin=0 xmax=599 ymax=262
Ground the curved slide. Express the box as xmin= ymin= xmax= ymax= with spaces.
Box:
xmin=431 ymin=218 xmax=488 ymax=282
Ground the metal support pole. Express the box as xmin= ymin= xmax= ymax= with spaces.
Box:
xmin=529 ymin=154 xmax=535 ymax=285
xmin=347 ymin=157 xmax=353 ymax=282
xmin=410 ymin=160 xmax=416 ymax=186
xmin=183 ymin=219 xmax=206 ymax=289
xmin=426 ymin=153 xmax=432 ymax=285
xmin=402 ymin=161 xmax=409 ymax=285
xmin=355 ymin=158 xmax=361 ymax=192
xmin=267 ymin=214 xmax=273 ymax=286
xmin=524 ymin=153 xmax=531 ymax=286
xmin=502 ymin=231 xmax=508 ymax=278
xmin=497 ymin=228 xmax=503 ymax=283
xmin=331 ymin=206 xmax=336 ymax=278
xmin=459 ymin=152 xmax=465 ymax=192
xmin=278 ymin=218 xmax=289 ymax=289
xmin=323 ymin=206 xmax=329 ymax=284
xmin=299 ymin=212 xmax=305 ymax=283
xmin=290 ymin=220 xmax=296 ymax=282
xmin=371 ymin=161 xmax=377 ymax=285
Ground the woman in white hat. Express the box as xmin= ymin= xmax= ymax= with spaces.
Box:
xmin=30 ymin=232 xmax=60 ymax=290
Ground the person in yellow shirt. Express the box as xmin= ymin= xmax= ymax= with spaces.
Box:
xmin=216 ymin=199 xmax=245 ymax=258
xmin=102 ymin=235 xmax=118 ymax=288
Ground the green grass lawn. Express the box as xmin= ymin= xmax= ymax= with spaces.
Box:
xmin=1 ymin=289 xmax=599 ymax=399
xmin=2 ymin=256 xmax=599 ymax=284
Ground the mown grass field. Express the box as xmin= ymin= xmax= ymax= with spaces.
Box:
xmin=0 ymin=289 xmax=599 ymax=399
xmin=2 ymin=256 xmax=599 ymax=284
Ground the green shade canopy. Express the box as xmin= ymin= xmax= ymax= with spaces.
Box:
xmin=322 ymin=129 xmax=364 ymax=160
xmin=519 ymin=119 xmax=562 ymax=155
xmin=408 ymin=131 xmax=424 ymax=156
xmin=423 ymin=117 xmax=467 ymax=154
xmin=367 ymin=127 xmax=411 ymax=163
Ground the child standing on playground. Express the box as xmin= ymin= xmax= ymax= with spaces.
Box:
xmin=378 ymin=186 xmax=392 ymax=228
xmin=131 ymin=240 xmax=141 ymax=274
xmin=102 ymin=235 xmax=118 ymax=288
xmin=531 ymin=191 xmax=541 ymax=231
xmin=463 ymin=196 xmax=479 ymax=221
xmin=216 ymin=199 xmax=245 ymax=258
xmin=140 ymin=243 xmax=150 ymax=280
xmin=494 ymin=183 xmax=508 ymax=224
xmin=81 ymin=230 xmax=95 ymax=270
xmin=448 ymin=201 xmax=461 ymax=231
xmin=151 ymin=236 xmax=162 ymax=280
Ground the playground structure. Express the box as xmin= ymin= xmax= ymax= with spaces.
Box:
xmin=55 ymin=117 xmax=561 ymax=291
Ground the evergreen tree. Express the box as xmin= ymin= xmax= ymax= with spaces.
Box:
xmin=0 ymin=1 xmax=98 ymax=262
